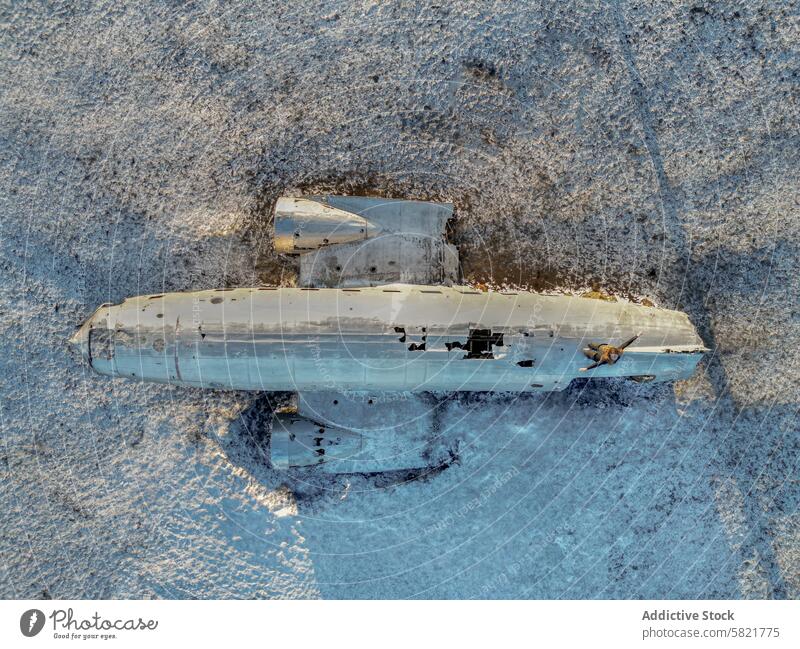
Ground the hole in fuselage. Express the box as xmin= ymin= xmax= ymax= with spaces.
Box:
xmin=448 ymin=329 xmax=505 ymax=359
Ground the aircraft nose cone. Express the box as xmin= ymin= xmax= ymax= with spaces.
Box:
xmin=68 ymin=322 xmax=90 ymax=363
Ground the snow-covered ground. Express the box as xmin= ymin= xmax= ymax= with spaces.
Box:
xmin=1 ymin=1 xmax=798 ymax=598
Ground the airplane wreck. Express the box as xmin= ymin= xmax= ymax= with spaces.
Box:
xmin=70 ymin=196 xmax=707 ymax=473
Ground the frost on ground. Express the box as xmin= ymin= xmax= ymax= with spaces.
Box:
xmin=1 ymin=1 xmax=798 ymax=598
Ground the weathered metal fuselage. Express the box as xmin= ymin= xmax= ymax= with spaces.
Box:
xmin=70 ymin=284 xmax=706 ymax=392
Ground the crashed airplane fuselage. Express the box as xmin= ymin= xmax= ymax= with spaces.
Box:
xmin=70 ymin=284 xmax=706 ymax=392
xmin=70 ymin=196 xmax=707 ymax=471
